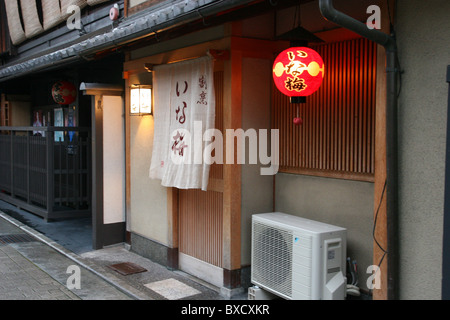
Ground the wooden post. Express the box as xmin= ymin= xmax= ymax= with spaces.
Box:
xmin=372 ymin=0 xmax=395 ymax=300
xmin=167 ymin=187 xmax=179 ymax=269
xmin=92 ymin=95 xmax=104 ymax=249
xmin=222 ymin=44 xmax=242 ymax=276
xmin=46 ymin=130 xmax=54 ymax=221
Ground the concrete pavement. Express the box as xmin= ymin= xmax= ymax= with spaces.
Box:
xmin=0 ymin=211 xmax=134 ymax=300
xmin=0 ymin=222 xmax=80 ymax=300
xmin=0 ymin=209 xmax=244 ymax=300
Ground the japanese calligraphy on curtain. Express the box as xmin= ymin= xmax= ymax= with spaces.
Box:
xmin=149 ymin=56 xmax=215 ymax=191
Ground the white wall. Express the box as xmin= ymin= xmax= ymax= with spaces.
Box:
xmin=241 ymin=57 xmax=275 ymax=266
xmin=102 ymin=95 xmax=126 ymax=224
xmin=130 ymin=114 xmax=168 ymax=245
xmin=396 ymin=0 xmax=450 ymax=300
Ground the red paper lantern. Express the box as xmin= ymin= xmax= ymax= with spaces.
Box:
xmin=52 ymin=81 xmax=77 ymax=105
xmin=273 ymin=47 xmax=324 ymax=98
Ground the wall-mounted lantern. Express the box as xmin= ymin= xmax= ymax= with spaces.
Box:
xmin=130 ymin=85 xmax=152 ymax=115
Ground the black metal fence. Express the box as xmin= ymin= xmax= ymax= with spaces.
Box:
xmin=0 ymin=126 xmax=91 ymax=221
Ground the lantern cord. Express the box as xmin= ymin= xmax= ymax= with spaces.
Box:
xmin=292 ymin=1 xmax=302 ymax=29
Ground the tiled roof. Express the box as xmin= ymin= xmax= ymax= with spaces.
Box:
xmin=0 ymin=0 xmax=250 ymax=81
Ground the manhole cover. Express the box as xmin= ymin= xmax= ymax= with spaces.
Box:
xmin=0 ymin=233 xmax=37 ymax=245
xmin=108 ymin=262 xmax=147 ymax=276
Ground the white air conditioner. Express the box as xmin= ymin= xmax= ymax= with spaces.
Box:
xmin=251 ymin=212 xmax=347 ymax=300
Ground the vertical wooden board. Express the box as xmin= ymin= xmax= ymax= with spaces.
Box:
xmin=371 ymin=0 xmax=394 ymax=300
xmin=177 ymin=69 xmax=226 ymax=268
xmin=373 ymin=42 xmax=388 ymax=300
xmin=222 ymin=47 xmax=242 ymax=271
xmin=179 ymin=189 xmax=224 ymax=267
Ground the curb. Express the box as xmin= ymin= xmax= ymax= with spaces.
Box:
xmin=0 ymin=210 xmax=152 ymax=300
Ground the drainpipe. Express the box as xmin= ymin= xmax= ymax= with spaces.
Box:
xmin=318 ymin=0 xmax=399 ymax=300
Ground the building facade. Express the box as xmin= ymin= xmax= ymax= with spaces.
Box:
xmin=0 ymin=0 xmax=449 ymax=300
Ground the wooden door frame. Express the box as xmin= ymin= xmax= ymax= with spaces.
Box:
xmin=81 ymin=83 xmax=125 ymax=250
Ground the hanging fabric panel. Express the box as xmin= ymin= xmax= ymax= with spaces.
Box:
xmin=60 ymin=0 xmax=88 ymax=19
xmin=20 ymin=0 xmax=44 ymax=39
xmin=4 ymin=0 xmax=117 ymax=45
xmin=150 ymin=56 xmax=216 ymax=191
xmin=4 ymin=0 xmax=26 ymax=45
xmin=42 ymin=0 xmax=63 ymax=31
xmin=87 ymin=0 xmax=110 ymax=5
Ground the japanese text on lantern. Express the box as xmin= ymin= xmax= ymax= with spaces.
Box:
xmin=272 ymin=47 xmax=324 ymax=97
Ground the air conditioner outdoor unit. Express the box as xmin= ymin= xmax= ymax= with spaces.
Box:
xmin=251 ymin=212 xmax=347 ymax=300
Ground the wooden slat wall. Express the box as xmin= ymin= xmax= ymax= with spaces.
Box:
xmin=179 ymin=189 xmax=223 ymax=267
xmin=178 ymin=70 xmax=224 ymax=268
xmin=209 ymin=71 xmax=224 ymax=181
xmin=272 ymin=38 xmax=377 ymax=181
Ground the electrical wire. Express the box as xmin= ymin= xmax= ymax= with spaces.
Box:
xmin=352 ymin=260 xmax=358 ymax=286
xmin=373 ymin=179 xmax=388 ymax=267
xmin=346 ymin=257 xmax=360 ymax=296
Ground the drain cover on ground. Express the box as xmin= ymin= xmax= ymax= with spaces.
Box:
xmin=108 ymin=262 xmax=147 ymax=275
xmin=0 ymin=233 xmax=37 ymax=245
xmin=144 ymin=278 xmax=201 ymax=300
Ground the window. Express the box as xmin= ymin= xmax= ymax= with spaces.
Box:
xmin=271 ymin=38 xmax=377 ymax=182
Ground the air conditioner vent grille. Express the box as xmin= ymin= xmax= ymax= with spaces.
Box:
xmin=251 ymin=221 xmax=293 ymax=298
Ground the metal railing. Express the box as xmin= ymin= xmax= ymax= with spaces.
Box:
xmin=0 ymin=126 xmax=91 ymax=221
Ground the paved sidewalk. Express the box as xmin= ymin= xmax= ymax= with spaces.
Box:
xmin=0 ymin=239 xmax=80 ymax=300
xmin=0 ymin=212 xmax=133 ymax=300
xmin=0 ymin=209 xmax=244 ymax=300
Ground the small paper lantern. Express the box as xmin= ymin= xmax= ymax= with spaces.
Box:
xmin=52 ymin=81 xmax=77 ymax=105
xmin=273 ymin=47 xmax=324 ymax=98
xmin=130 ymin=85 xmax=152 ymax=115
